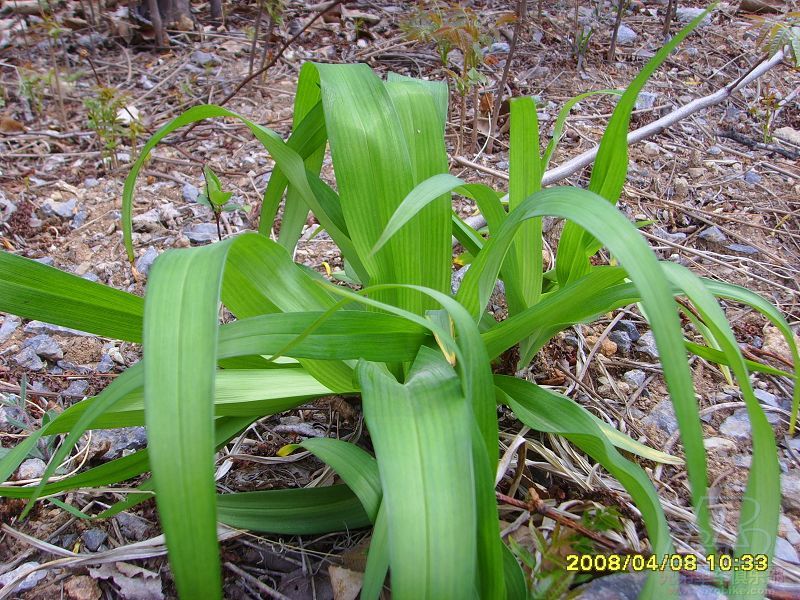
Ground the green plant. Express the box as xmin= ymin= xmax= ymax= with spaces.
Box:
xmin=18 ymin=68 xmax=49 ymax=115
xmin=84 ymin=87 xmax=143 ymax=168
xmin=401 ymin=3 xmax=490 ymax=152
xmin=753 ymin=11 xmax=800 ymax=66
xmin=0 ymin=9 xmax=796 ymax=600
xmin=197 ymin=165 xmax=250 ymax=240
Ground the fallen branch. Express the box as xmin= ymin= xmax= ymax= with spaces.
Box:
xmin=455 ymin=49 xmax=786 ymax=235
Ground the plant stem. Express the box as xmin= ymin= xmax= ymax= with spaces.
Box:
xmin=487 ymin=0 xmax=525 ymax=154
xmin=607 ymin=0 xmax=628 ymax=63
xmin=215 ymin=212 xmax=222 ymax=241
xmin=248 ymin=1 xmax=264 ymax=75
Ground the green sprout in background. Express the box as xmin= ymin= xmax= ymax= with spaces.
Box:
xmin=197 ymin=166 xmax=250 ymax=241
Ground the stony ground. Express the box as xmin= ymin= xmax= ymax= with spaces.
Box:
xmin=1 ymin=0 xmax=799 ymax=598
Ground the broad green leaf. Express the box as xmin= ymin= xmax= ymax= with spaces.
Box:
xmin=299 ymin=62 xmax=451 ymax=314
xmin=361 ymin=503 xmax=390 ymax=600
xmin=0 ymin=251 xmax=143 ymax=342
xmin=144 ymin=244 xmax=225 ymax=599
xmin=358 ymin=348 xmax=476 ymax=600
xmin=289 ymin=438 xmax=381 ymax=521
xmin=217 ymin=485 xmax=371 ymax=534
xmin=507 ymin=96 xmax=543 ymax=316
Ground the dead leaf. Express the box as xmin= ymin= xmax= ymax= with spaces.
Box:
xmin=88 ymin=562 xmax=164 ymax=600
xmin=0 ymin=116 xmax=26 ymax=134
xmin=64 ymin=575 xmax=102 ymax=600
xmin=328 ymin=565 xmax=362 ymax=600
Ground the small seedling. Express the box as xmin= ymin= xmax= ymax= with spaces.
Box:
xmin=197 ymin=166 xmax=249 ymax=241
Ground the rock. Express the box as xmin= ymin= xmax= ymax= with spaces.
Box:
xmin=22 ymin=334 xmax=63 ymax=361
xmin=613 ymin=320 xmax=640 ymax=342
xmin=71 ymin=209 xmax=88 ymax=229
xmin=192 ymin=50 xmax=220 ymax=66
xmin=743 ymin=171 xmax=762 ymax=185
xmin=76 ymin=32 xmax=105 ymax=48
xmin=754 ymin=388 xmax=780 ymax=408
xmin=0 ymin=402 xmax=27 ymax=431
xmin=642 ymin=399 xmax=678 ymax=435
xmin=774 ymin=126 xmax=800 ymax=146
xmin=24 ymin=320 xmax=93 ymax=337
xmin=182 ymin=183 xmax=200 ymax=203
xmin=13 ymin=346 xmax=44 ymax=370
xmin=783 ymin=473 xmax=800 ymax=512
xmin=572 ymin=572 xmax=725 ymax=599
xmin=725 ymin=243 xmax=759 ymax=255
xmin=63 ymin=379 xmax=89 ymax=398
xmin=0 ymin=194 xmax=16 ymax=224
xmin=84 ymin=177 xmax=100 ymax=188
xmin=81 ymin=528 xmax=108 ymax=552
xmin=88 ymin=427 xmax=148 ymax=460
xmin=0 ymin=314 xmax=20 ymax=343
xmin=676 ymin=7 xmax=711 ymax=24
xmin=707 ymin=145 xmax=722 ymax=156
xmin=116 ymin=512 xmax=149 ymax=541
xmin=739 ymin=0 xmax=783 ymax=14
xmin=96 ymin=353 xmax=116 ymax=373
xmin=720 ymin=408 xmax=780 ymax=440
xmin=762 ymin=325 xmax=800 ymax=363
xmin=704 ymin=436 xmax=737 ymax=455
xmin=489 ymin=41 xmax=510 ymax=53
xmin=0 ymin=562 xmax=47 ymax=592
xmin=135 ymin=246 xmax=159 ymax=277
xmin=698 ymin=226 xmax=727 ymax=243
xmin=132 ymin=208 xmax=162 ymax=232
xmin=779 ymin=515 xmax=800 ymax=546
xmin=450 ymin=264 xmax=505 ymax=298
xmin=636 ymin=331 xmax=659 ymax=359
xmin=673 ymin=177 xmax=689 ymax=199
xmin=42 ymin=198 xmax=77 ymax=219
xmin=64 ymin=575 xmax=102 ymax=600
xmin=608 ymin=330 xmax=632 ymax=353
xmin=616 ymin=23 xmax=637 ymax=45
xmin=18 ymin=458 xmax=46 ymax=480
xmin=642 ymin=142 xmax=660 ymax=158
xmin=688 ymin=167 xmax=705 ymax=179
xmin=623 ymin=369 xmax=646 ymax=389
xmin=183 ymin=222 xmax=219 ymax=244
xmin=775 ymin=537 xmax=799 ymax=562
xmin=653 ymin=226 xmax=686 ymax=243
xmin=33 ymin=256 xmax=54 ymax=266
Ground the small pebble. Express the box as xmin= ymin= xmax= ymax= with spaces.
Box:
xmin=0 ymin=562 xmax=47 ymax=592
xmin=698 ymin=226 xmax=727 ymax=243
xmin=774 ymin=537 xmax=799 ymax=563
xmin=18 ymin=458 xmax=46 ymax=480
xmin=182 ymin=183 xmax=200 ymax=203
xmin=725 ymin=243 xmax=759 ymax=255
xmin=13 ymin=346 xmax=44 ymax=371
xmin=613 ymin=320 xmax=640 ymax=342
xmin=22 ymin=334 xmax=63 ymax=361
xmin=623 ymin=369 xmax=646 ymax=389
xmin=81 ymin=529 xmax=108 ymax=552
xmin=636 ymin=331 xmax=659 ymax=359
xmin=608 ymin=330 xmax=632 ymax=354
xmin=743 ymin=171 xmax=761 ymax=185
